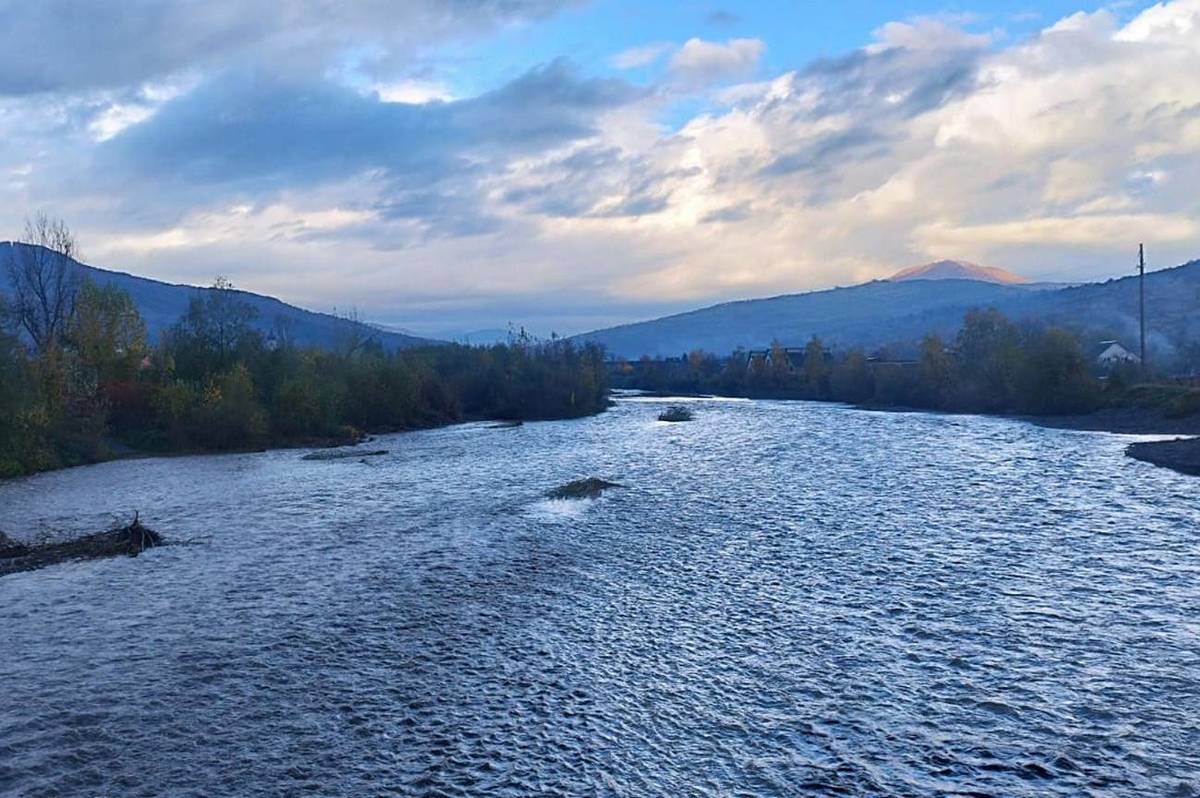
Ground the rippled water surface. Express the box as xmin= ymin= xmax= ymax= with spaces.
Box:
xmin=2 ymin=398 xmax=1199 ymax=797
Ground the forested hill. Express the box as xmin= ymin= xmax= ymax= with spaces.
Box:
xmin=0 ymin=242 xmax=433 ymax=351
xmin=1014 ymin=259 xmax=1200 ymax=361
xmin=577 ymin=259 xmax=1200 ymax=364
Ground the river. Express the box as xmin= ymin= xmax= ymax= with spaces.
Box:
xmin=2 ymin=397 xmax=1198 ymax=796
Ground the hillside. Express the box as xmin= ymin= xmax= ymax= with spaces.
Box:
xmin=890 ymin=259 xmax=1029 ymax=285
xmin=578 ymin=279 xmax=1031 ymax=358
xmin=578 ymin=259 xmax=1200 ymax=363
xmin=0 ymin=242 xmax=433 ymax=351
xmin=1016 ymin=259 xmax=1200 ymax=361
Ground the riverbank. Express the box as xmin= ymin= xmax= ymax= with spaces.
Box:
xmin=818 ymin=396 xmax=1200 ymax=437
xmin=1125 ymin=438 xmax=1200 ymax=476
xmin=639 ymin=391 xmax=1200 ymax=474
xmin=0 ymin=426 xmax=374 ymax=481
xmin=870 ymin=402 xmax=1200 ymax=474
xmin=1023 ymin=406 xmax=1200 ymax=436
xmin=0 ymin=408 xmax=597 ymax=483
xmin=1030 ymin=407 xmax=1200 ymax=477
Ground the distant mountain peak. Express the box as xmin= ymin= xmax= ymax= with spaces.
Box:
xmin=889 ymin=260 xmax=1029 ymax=285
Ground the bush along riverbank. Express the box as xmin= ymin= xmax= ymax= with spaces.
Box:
xmin=614 ymin=307 xmax=1200 ymax=437
xmin=0 ymin=276 xmax=608 ymax=479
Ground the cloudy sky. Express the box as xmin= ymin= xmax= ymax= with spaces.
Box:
xmin=2 ymin=1 xmax=1198 ymax=336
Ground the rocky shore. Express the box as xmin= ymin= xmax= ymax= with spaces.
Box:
xmin=1028 ymin=407 xmax=1200 ymax=436
xmin=1125 ymin=438 xmax=1200 ymax=477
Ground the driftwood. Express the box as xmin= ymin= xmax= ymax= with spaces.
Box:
xmin=546 ymin=478 xmax=624 ymax=500
xmin=0 ymin=531 xmax=29 ymax=559
xmin=302 ymin=449 xmax=388 ymax=461
xmin=657 ymin=406 xmax=694 ymax=422
xmin=0 ymin=513 xmax=163 ymax=577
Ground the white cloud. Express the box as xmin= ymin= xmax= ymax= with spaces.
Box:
xmin=1115 ymin=0 xmax=1200 ymax=41
xmin=2 ymin=2 xmax=1200 ymax=334
xmin=669 ymin=38 xmax=765 ymax=86
xmin=610 ymin=42 xmax=673 ymax=70
xmin=374 ymin=80 xmax=453 ymax=104
xmin=85 ymin=77 xmax=197 ymax=141
xmin=88 ymin=104 xmax=157 ymax=142
xmin=868 ymin=17 xmax=992 ymax=53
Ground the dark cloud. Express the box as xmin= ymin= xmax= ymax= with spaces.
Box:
xmin=706 ymin=10 xmax=740 ymax=27
xmin=596 ymin=166 xmax=702 ymax=217
xmin=94 ymin=60 xmax=641 ymax=232
xmin=757 ymin=37 xmax=984 ymax=191
xmin=700 ymin=202 xmax=753 ymax=223
xmin=501 ymin=146 xmax=702 ymax=220
xmin=795 ymin=42 xmax=982 ymax=121
xmin=103 ymin=60 xmax=637 ymax=182
xmin=760 ymin=129 xmax=891 ymax=178
xmin=501 ymin=145 xmax=629 ymax=217
xmin=373 ymin=190 xmax=503 ymax=238
xmin=594 ymin=193 xmax=671 ymax=217
xmin=0 ymin=0 xmax=580 ymax=95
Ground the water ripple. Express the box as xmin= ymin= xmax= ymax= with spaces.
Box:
xmin=1 ymin=401 xmax=1198 ymax=796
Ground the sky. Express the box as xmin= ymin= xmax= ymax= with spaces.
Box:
xmin=1 ymin=0 xmax=1198 ymax=337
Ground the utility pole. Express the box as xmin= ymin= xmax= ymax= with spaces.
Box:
xmin=1139 ymin=243 xmax=1146 ymax=374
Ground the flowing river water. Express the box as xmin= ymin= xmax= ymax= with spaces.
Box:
xmin=1 ymin=397 xmax=1198 ymax=797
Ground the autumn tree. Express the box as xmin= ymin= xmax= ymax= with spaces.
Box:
xmin=916 ymin=334 xmax=952 ymax=407
xmin=830 ymin=349 xmax=872 ymax=402
xmin=1015 ymin=327 xmax=1099 ymax=414
xmin=803 ymin=335 xmax=830 ymax=397
xmin=72 ymin=281 xmax=147 ymax=384
xmin=954 ymin=308 xmax=1021 ymax=411
xmin=767 ymin=339 xmax=790 ymax=389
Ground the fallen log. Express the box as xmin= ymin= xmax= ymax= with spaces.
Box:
xmin=0 ymin=514 xmax=163 ymax=577
xmin=302 ymin=449 xmax=388 ymax=461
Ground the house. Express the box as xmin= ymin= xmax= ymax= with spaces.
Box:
xmin=867 ymin=355 xmax=919 ymax=370
xmin=745 ymin=346 xmax=832 ymax=369
xmin=1095 ymin=340 xmax=1140 ymax=366
xmin=781 ymin=347 xmax=808 ymax=369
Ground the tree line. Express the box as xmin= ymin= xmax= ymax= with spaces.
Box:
xmin=617 ymin=307 xmax=1122 ymax=416
xmin=0 ymin=217 xmax=607 ymax=478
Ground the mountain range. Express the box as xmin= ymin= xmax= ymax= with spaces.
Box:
xmin=0 ymin=242 xmax=433 ymax=351
xmin=576 ymin=258 xmax=1200 ymax=363
xmin=3 ymin=245 xmax=1197 ymax=367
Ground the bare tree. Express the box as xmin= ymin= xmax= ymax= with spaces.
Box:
xmin=6 ymin=213 xmax=80 ymax=352
xmin=332 ymin=306 xmax=378 ymax=359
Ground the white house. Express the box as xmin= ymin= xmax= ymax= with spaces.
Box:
xmin=1095 ymin=340 xmax=1140 ymax=366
